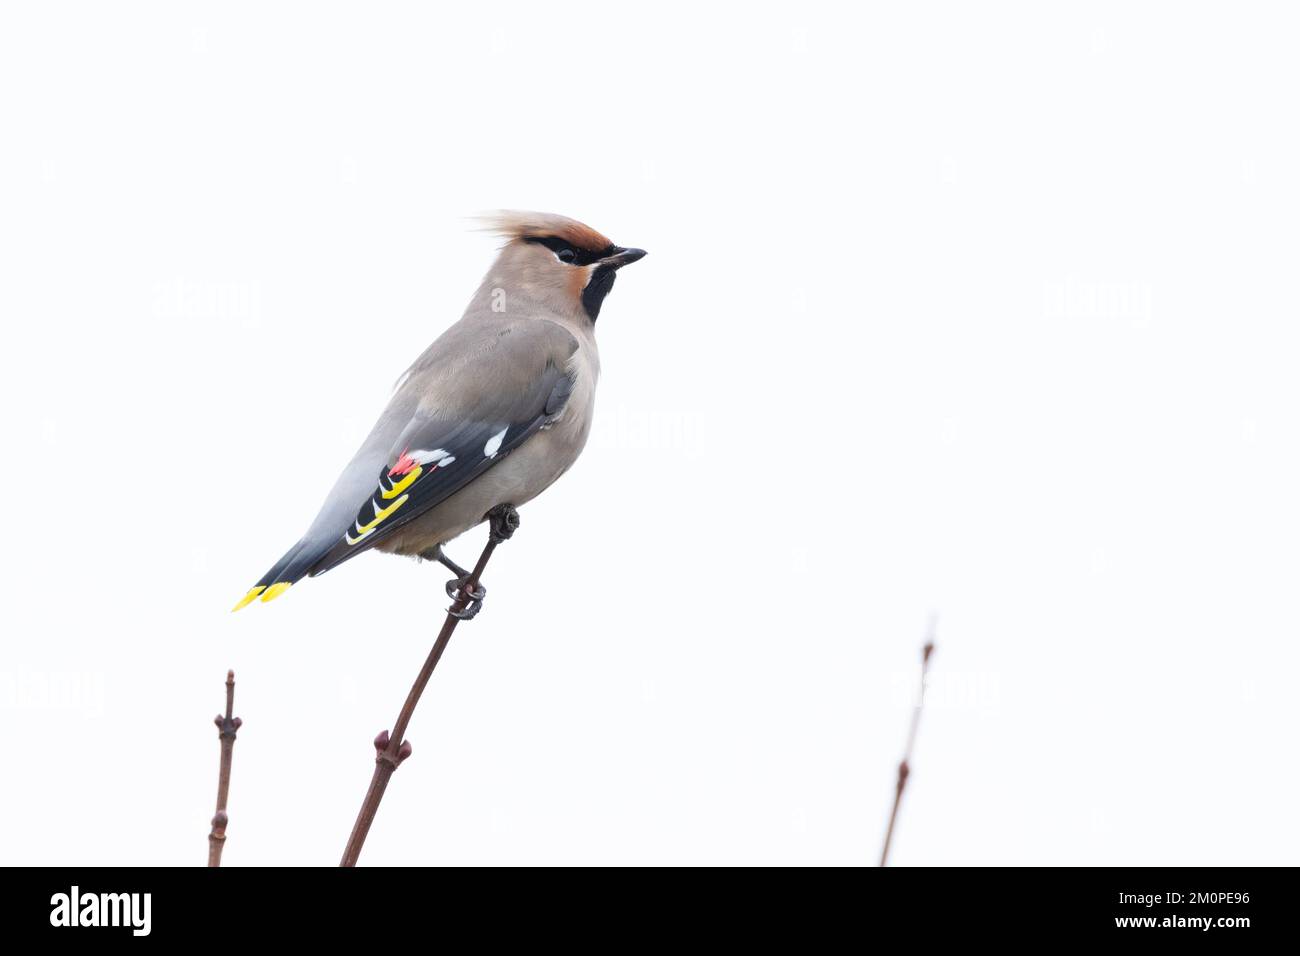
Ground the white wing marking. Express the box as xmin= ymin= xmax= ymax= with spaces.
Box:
xmin=484 ymin=427 xmax=508 ymax=458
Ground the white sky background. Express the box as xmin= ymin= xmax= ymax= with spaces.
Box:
xmin=1 ymin=3 xmax=1296 ymax=866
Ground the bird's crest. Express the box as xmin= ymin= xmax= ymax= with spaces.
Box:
xmin=475 ymin=210 xmax=613 ymax=254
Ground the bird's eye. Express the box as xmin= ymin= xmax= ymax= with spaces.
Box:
xmin=526 ymin=236 xmax=589 ymax=264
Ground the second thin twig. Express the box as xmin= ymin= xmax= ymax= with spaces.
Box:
xmin=208 ymin=669 xmax=242 ymax=867
xmin=879 ymin=621 xmax=936 ymax=867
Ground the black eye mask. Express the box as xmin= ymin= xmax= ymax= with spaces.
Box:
xmin=524 ymin=235 xmax=614 ymax=267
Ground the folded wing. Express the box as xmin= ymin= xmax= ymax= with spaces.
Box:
xmin=233 ymin=318 xmax=577 ymax=608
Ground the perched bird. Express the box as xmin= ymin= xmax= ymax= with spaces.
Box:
xmin=233 ymin=212 xmax=646 ymax=612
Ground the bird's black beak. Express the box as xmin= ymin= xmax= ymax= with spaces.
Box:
xmin=601 ymin=247 xmax=648 ymax=270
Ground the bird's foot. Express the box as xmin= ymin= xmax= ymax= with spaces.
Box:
xmin=486 ymin=503 xmax=520 ymax=544
xmin=437 ymin=506 xmax=518 ymax=621
xmin=445 ymin=575 xmax=487 ymax=620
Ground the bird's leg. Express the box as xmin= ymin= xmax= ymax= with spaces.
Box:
xmin=420 ymin=543 xmax=471 ymax=580
xmin=443 ymin=504 xmax=521 ymax=621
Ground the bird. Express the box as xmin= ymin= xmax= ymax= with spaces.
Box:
xmin=233 ymin=211 xmax=646 ymax=612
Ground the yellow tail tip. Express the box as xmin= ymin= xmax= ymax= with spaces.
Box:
xmin=231 ymin=586 xmax=265 ymax=612
xmin=260 ymin=581 xmax=293 ymax=603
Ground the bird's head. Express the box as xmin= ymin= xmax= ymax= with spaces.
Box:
xmin=478 ymin=211 xmax=647 ymax=323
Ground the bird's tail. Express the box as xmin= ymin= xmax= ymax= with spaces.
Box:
xmin=231 ymin=537 xmax=331 ymax=611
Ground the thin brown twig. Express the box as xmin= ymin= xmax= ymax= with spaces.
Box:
xmin=879 ymin=619 xmax=936 ymax=867
xmin=340 ymin=506 xmax=519 ymax=867
xmin=208 ymin=669 xmax=242 ymax=867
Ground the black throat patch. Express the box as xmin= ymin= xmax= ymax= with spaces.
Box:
xmin=582 ymin=266 xmax=617 ymax=322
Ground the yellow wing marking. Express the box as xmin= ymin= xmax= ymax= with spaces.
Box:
xmin=382 ymin=465 xmax=422 ymax=499
xmin=346 ymin=494 xmax=409 ymax=545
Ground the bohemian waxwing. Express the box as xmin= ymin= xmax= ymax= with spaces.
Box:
xmin=233 ymin=212 xmax=646 ymax=611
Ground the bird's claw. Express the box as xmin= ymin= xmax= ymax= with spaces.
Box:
xmin=446 ymin=576 xmax=487 ymax=620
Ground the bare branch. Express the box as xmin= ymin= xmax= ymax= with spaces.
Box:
xmin=340 ymin=506 xmax=519 ymax=867
xmin=208 ymin=669 xmax=242 ymax=867
xmin=879 ymin=619 xmax=936 ymax=866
